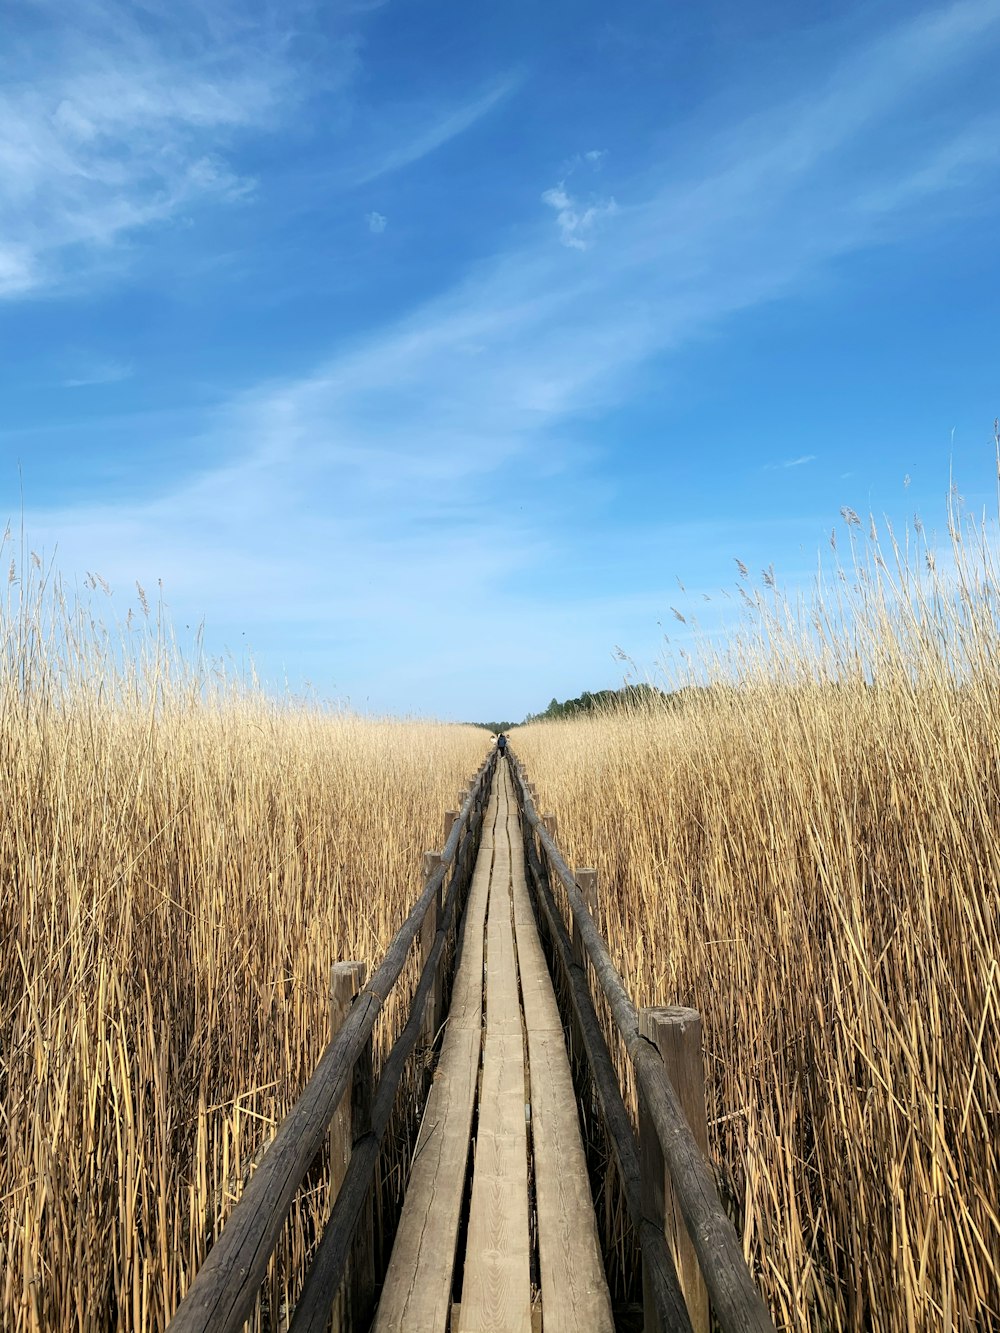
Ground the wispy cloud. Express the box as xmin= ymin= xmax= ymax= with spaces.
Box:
xmin=350 ymin=76 xmax=519 ymax=187
xmin=62 ymin=357 xmax=134 ymax=389
xmin=366 ymin=210 xmax=388 ymax=234
xmin=766 ymin=454 xmax=817 ymax=471
xmin=0 ymin=0 xmax=336 ymax=297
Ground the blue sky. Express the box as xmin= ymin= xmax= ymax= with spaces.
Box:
xmin=2 ymin=0 xmax=999 ymax=719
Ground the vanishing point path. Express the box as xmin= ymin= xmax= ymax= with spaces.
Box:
xmin=374 ymin=761 xmax=614 ymax=1332
xmin=169 ymin=748 xmax=774 ymax=1333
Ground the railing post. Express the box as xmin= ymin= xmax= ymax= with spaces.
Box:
xmin=542 ymin=813 xmax=560 ymax=920
xmin=329 ymin=962 xmax=372 ymax=1331
xmin=573 ymin=868 xmax=597 ymax=969
xmin=566 ymin=868 xmax=598 ymax=1076
xmin=420 ymin=851 xmax=444 ymax=1056
xmin=638 ymin=1007 xmax=710 ymax=1333
xmin=350 ymin=1011 xmax=375 ymax=1328
xmin=444 ymin=809 xmax=459 ymax=844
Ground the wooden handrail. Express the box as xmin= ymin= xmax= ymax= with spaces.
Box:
xmin=168 ymin=752 xmax=496 ymax=1333
xmin=289 ymin=812 xmax=485 ymax=1330
xmin=511 ymin=757 xmax=777 ymax=1333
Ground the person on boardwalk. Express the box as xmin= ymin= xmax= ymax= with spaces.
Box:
xmin=496 ymin=733 xmax=508 ymax=756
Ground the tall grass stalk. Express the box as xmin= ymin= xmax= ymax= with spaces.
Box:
xmin=515 ymin=501 xmax=1000 ymax=1331
xmin=0 ymin=551 xmax=486 ymax=1331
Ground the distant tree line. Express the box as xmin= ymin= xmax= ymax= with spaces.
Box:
xmin=469 ymin=682 xmax=695 ymax=731
xmin=522 ymin=682 xmax=668 ymax=722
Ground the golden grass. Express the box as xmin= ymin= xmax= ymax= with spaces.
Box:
xmin=0 ymin=558 xmax=487 ymax=1331
xmin=514 ymin=505 xmax=1000 ymax=1331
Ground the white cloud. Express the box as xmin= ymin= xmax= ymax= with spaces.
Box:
xmin=0 ymin=244 xmax=37 ymax=297
xmin=366 ymin=211 xmax=387 ymax=234
xmin=62 ymin=357 xmax=134 ymax=388
xmin=541 ymin=182 xmax=617 ymax=250
xmin=350 ymin=76 xmax=519 ymax=187
xmin=0 ymin=1 xmax=323 ymax=297
xmin=766 ymin=455 xmax=817 ymax=471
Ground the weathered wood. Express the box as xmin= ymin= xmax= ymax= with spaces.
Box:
xmin=520 ymin=824 xmax=692 ymax=1333
xmin=169 ymin=756 xmax=495 ymax=1333
xmin=507 ymin=809 xmax=614 ymax=1333
xmin=444 ymin=809 xmax=459 ymax=843
xmin=292 ymin=781 xmax=494 ymax=1332
xmin=422 ymin=850 xmax=444 ymax=881
xmin=372 ymin=1028 xmax=481 ymax=1331
xmin=458 ymin=1034 xmax=531 ymax=1333
xmin=566 ymin=867 xmax=598 ymax=1069
xmin=573 ymin=868 xmax=597 ymax=970
xmin=640 ymin=1009 xmax=710 ymax=1333
xmin=516 ymin=774 xmax=776 ymax=1333
xmin=366 ymin=778 xmax=499 ymax=1331
xmin=449 ymin=855 xmax=494 ymax=1029
xmin=329 ymin=963 xmax=366 ymax=1194
xmin=329 ymin=963 xmax=367 ymax=1332
xmin=421 ymin=851 xmax=445 ymax=1053
xmin=350 ymin=1004 xmax=375 ymax=1328
xmin=460 ymin=770 xmax=530 ymax=1332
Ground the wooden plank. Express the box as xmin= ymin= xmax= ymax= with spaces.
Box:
xmin=459 ymin=772 xmax=531 ymax=1333
xmin=372 ymin=1028 xmax=482 ymax=1332
xmin=372 ymin=783 xmax=502 ymax=1331
xmin=507 ymin=796 xmax=615 ymax=1333
xmin=448 ymin=782 xmax=499 ymax=1030
xmin=457 ymin=1036 xmax=531 ymax=1333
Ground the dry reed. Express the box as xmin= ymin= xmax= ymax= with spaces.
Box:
xmin=514 ymin=497 xmax=1000 ymax=1332
xmin=0 ymin=550 xmax=487 ymax=1331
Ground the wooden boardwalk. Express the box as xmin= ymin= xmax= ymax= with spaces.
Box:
xmin=374 ymin=763 xmax=614 ymax=1333
xmin=167 ymin=749 xmax=776 ymax=1333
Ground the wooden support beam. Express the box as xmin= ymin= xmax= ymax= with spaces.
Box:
xmin=329 ymin=963 xmax=374 ymax=1332
xmin=420 ymin=851 xmax=444 ymax=1056
xmin=329 ymin=962 xmax=366 ymax=1189
xmin=444 ymin=809 xmax=459 ymax=844
xmin=573 ymin=868 xmax=597 ymax=970
xmin=639 ymin=1008 xmax=710 ymax=1333
xmin=350 ymin=1008 xmax=375 ymax=1328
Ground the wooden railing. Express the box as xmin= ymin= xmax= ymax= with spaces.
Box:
xmin=167 ymin=750 xmax=497 ymax=1333
xmin=509 ymin=754 xmax=777 ymax=1333
xmin=167 ymin=746 xmax=777 ymax=1333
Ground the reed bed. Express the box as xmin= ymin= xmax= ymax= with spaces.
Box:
xmin=0 ymin=555 xmax=487 ymax=1332
xmin=514 ymin=504 xmax=1000 ymax=1332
